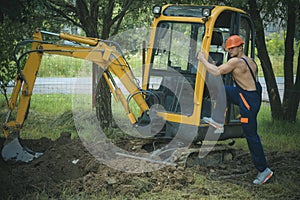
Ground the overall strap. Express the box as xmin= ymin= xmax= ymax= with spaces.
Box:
xmin=241 ymin=57 xmax=262 ymax=94
xmin=241 ymin=57 xmax=257 ymax=82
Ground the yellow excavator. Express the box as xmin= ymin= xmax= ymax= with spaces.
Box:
xmin=1 ymin=4 xmax=257 ymax=163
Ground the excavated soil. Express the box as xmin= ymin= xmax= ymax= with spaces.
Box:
xmin=0 ymin=132 xmax=300 ymax=199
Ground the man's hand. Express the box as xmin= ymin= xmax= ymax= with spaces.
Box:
xmin=198 ymin=51 xmax=217 ymax=65
xmin=197 ymin=51 xmax=221 ymax=76
xmin=197 ymin=51 xmax=206 ymax=62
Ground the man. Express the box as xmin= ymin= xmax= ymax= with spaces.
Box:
xmin=197 ymin=35 xmax=273 ymax=185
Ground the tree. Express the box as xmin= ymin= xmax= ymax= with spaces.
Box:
xmin=197 ymin=0 xmax=300 ymax=122
xmin=0 ymin=0 xmax=30 ymax=103
xmin=248 ymin=0 xmax=283 ymax=120
xmin=0 ymin=0 xmax=63 ymax=104
xmin=248 ymin=0 xmax=299 ymax=122
xmin=282 ymin=0 xmax=300 ymax=122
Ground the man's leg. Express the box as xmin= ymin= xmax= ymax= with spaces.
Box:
xmin=226 ymin=86 xmax=267 ymax=170
xmin=225 ymin=85 xmax=239 ymax=105
xmin=241 ymin=112 xmax=268 ymax=172
xmin=236 ymin=91 xmax=267 ymax=172
xmin=241 ymin=108 xmax=273 ymax=185
xmin=226 ymin=87 xmax=272 ymax=184
xmin=204 ymin=74 xmax=226 ymax=125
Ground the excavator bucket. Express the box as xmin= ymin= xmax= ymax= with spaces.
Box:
xmin=1 ymin=137 xmax=43 ymax=163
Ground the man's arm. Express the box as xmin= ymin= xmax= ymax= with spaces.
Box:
xmin=197 ymin=52 xmax=235 ymax=76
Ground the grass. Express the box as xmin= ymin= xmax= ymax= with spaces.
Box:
xmin=38 ymin=55 xmax=91 ymax=77
xmin=44 ymin=171 xmax=298 ymax=200
xmin=32 ymin=180 xmax=256 ymax=200
xmin=258 ymin=104 xmax=300 ymax=151
xmin=1 ymin=95 xmax=300 ymax=199
xmin=37 ymin=52 xmax=143 ymax=78
xmin=0 ymin=94 xmax=77 ymax=140
xmin=234 ymin=103 xmax=300 ymax=152
xmin=1 ymin=93 xmax=299 ymax=146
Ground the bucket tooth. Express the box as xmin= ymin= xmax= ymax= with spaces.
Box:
xmin=1 ymin=137 xmax=43 ymax=163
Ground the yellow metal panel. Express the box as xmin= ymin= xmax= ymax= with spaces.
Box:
xmin=143 ymin=5 xmax=246 ymax=126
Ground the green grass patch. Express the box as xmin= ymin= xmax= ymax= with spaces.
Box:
xmin=234 ymin=103 xmax=300 ymax=152
xmin=30 ymin=94 xmax=73 ymax=113
xmin=1 ymin=94 xmax=300 ymax=151
xmin=37 ymin=53 xmax=143 ymax=78
xmin=0 ymin=94 xmax=77 ymax=140
xmin=22 ymin=94 xmax=75 ymax=139
xmin=38 ymin=55 xmax=91 ymax=77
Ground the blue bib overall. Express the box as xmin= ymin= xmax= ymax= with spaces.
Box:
xmin=226 ymin=57 xmax=267 ymax=172
xmin=225 ymin=81 xmax=267 ymax=172
xmin=207 ymin=57 xmax=268 ymax=172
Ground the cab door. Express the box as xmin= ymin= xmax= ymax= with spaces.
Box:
xmin=205 ymin=9 xmax=256 ymax=139
xmin=238 ymin=13 xmax=256 ymax=59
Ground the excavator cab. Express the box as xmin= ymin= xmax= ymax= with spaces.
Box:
xmin=142 ymin=5 xmax=256 ymax=141
xmin=1 ymin=4 xmax=256 ymax=163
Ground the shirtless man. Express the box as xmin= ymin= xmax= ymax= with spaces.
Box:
xmin=197 ymin=35 xmax=273 ymax=185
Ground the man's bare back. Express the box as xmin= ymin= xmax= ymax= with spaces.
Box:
xmin=228 ymin=57 xmax=257 ymax=91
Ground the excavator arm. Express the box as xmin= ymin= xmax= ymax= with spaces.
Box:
xmin=2 ymin=30 xmax=150 ymax=162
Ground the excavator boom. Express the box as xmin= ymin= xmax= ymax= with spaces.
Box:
xmin=2 ymin=30 xmax=150 ymax=162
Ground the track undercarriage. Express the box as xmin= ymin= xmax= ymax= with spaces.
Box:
xmin=115 ymin=136 xmax=237 ymax=168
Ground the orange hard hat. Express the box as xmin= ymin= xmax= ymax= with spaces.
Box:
xmin=226 ymin=35 xmax=244 ymax=49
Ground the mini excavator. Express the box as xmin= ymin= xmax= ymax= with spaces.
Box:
xmin=1 ymin=4 xmax=257 ymax=163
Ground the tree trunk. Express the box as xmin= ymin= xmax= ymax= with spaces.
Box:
xmin=76 ymin=0 xmax=113 ymax=128
xmin=93 ymin=35 xmax=113 ymax=127
xmin=93 ymin=0 xmax=115 ymax=128
xmin=282 ymin=0 xmax=298 ymax=122
xmin=248 ymin=0 xmax=283 ymax=120
xmin=96 ymin=70 xmax=112 ymax=128
xmin=289 ymin=47 xmax=300 ymax=122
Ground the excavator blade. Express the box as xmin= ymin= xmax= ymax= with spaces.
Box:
xmin=1 ymin=137 xmax=43 ymax=163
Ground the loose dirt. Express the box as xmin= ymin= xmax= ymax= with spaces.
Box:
xmin=0 ymin=132 xmax=299 ymax=199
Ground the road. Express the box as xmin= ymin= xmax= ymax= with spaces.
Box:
xmin=6 ymin=77 xmax=285 ymax=103
xmin=259 ymin=77 xmax=284 ymax=102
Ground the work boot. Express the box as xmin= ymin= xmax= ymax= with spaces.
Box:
xmin=203 ymin=117 xmax=224 ymax=134
xmin=253 ymin=167 xmax=273 ymax=185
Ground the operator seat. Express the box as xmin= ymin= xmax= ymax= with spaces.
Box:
xmin=209 ymin=31 xmax=224 ymax=66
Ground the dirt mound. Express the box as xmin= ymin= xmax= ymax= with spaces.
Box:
xmin=0 ymin=133 xmax=299 ymax=199
xmin=0 ymin=133 xmax=195 ymax=199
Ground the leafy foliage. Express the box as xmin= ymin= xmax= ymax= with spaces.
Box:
xmin=0 ymin=0 xmax=68 ymax=100
xmin=266 ymin=32 xmax=285 ymax=55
